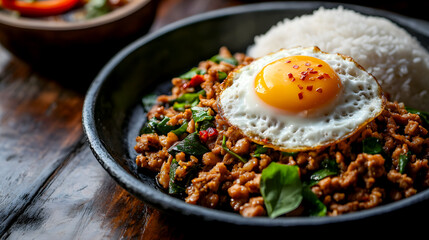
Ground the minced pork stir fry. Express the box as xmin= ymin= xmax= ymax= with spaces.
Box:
xmin=134 ymin=47 xmax=429 ymax=217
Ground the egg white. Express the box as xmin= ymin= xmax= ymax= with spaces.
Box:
xmin=219 ymin=46 xmax=385 ymax=151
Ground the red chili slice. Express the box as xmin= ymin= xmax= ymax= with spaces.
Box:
xmin=183 ymin=74 xmax=205 ymax=89
xmin=199 ymin=130 xmax=209 ymax=142
xmin=199 ymin=127 xmax=217 ymax=142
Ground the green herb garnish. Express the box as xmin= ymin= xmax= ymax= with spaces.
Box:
xmin=140 ymin=117 xmax=185 ymax=136
xmin=251 ymin=144 xmax=268 ymax=158
xmin=168 ymin=132 xmax=209 ymax=156
xmin=140 ymin=117 xmax=158 ymax=134
xmin=260 ymin=162 xmax=303 ymax=218
xmin=156 ymin=117 xmax=177 ymax=135
xmin=362 ymin=137 xmax=383 ymax=154
xmin=171 ymin=120 xmax=188 ymax=136
xmin=191 ymin=106 xmax=214 ymax=123
xmin=191 ymin=106 xmax=215 ymax=131
xmin=302 ymin=184 xmax=327 ymax=217
xmin=399 ymin=151 xmax=412 ymax=174
xmin=210 ymin=55 xmax=238 ymax=66
xmin=308 ymin=159 xmax=339 ymax=186
xmin=169 ymin=159 xmax=185 ymax=195
xmin=217 ymin=71 xmax=227 ymax=81
xmin=141 ymin=93 xmax=158 ymax=112
xmin=173 ymin=90 xmax=205 ymax=112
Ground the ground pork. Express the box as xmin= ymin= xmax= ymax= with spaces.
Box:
xmin=134 ymin=48 xmax=429 ymax=218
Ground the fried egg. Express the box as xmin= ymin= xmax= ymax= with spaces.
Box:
xmin=218 ymin=46 xmax=385 ymax=152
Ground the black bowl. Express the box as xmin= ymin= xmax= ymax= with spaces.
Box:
xmin=83 ymin=1 xmax=429 ymax=233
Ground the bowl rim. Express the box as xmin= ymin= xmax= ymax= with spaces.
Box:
xmin=0 ymin=0 xmax=153 ymax=31
xmin=83 ymin=1 xmax=429 ymax=227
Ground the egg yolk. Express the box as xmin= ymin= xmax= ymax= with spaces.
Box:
xmin=254 ymin=55 xmax=342 ymax=113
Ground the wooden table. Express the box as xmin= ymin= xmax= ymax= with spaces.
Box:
xmin=1 ymin=0 xmax=428 ymax=239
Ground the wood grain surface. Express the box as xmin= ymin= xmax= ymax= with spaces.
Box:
xmin=0 ymin=0 xmax=428 ymax=239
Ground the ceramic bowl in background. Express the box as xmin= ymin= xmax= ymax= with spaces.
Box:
xmin=0 ymin=0 xmax=158 ymax=82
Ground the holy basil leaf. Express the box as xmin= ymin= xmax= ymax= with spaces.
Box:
xmin=210 ymin=55 xmax=238 ymax=66
xmin=191 ymin=106 xmax=214 ymax=127
xmin=169 ymin=159 xmax=185 ymax=195
xmin=171 ymin=120 xmax=188 ymax=136
xmin=140 ymin=117 xmax=158 ymax=134
xmin=173 ymin=102 xmax=187 ymax=112
xmin=309 ymin=169 xmax=338 ymax=184
xmin=168 ymin=132 xmax=209 ymax=156
xmin=302 ymin=184 xmax=327 ymax=217
xmin=252 ymin=144 xmax=268 ymax=158
xmin=222 ymin=136 xmax=247 ymax=163
xmin=406 ymin=107 xmax=429 ymax=127
xmin=320 ymin=158 xmax=338 ymax=170
xmin=141 ymin=93 xmax=158 ymax=112
xmin=172 ymin=90 xmax=205 ymax=112
xmin=399 ymin=151 xmax=412 ymax=174
xmin=175 ymin=89 xmax=206 ymax=104
xmin=156 ymin=117 xmax=177 ymax=135
xmin=362 ymin=137 xmax=383 ymax=154
xmin=179 ymin=67 xmax=207 ymax=80
xmin=260 ymin=162 xmax=303 ymax=218
xmin=198 ymin=120 xmax=215 ymax=131
xmin=140 ymin=117 xmax=184 ymax=136
xmin=308 ymin=159 xmax=339 ymax=186
xmin=217 ymin=71 xmax=227 ymax=81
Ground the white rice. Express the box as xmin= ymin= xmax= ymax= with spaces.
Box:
xmin=247 ymin=6 xmax=429 ymax=111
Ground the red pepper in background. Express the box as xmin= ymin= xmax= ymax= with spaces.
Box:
xmin=1 ymin=0 xmax=79 ymax=17
xmin=183 ymin=74 xmax=205 ymax=89
xmin=199 ymin=127 xmax=218 ymax=143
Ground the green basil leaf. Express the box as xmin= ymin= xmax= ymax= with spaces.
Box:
xmin=308 ymin=159 xmax=339 ymax=186
xmin=217 ymin=71 xmax=227 ymax=81
xmin=222 ymin=136 xmax=247 ymax=163
xmin=175 ymin=89 xmax=206 ymax=104
xmin=168 ymin=132 xmax=209 ymax=156
xmin=399 ymin=151 xmax=412 ymax=174
xmin=172 ymin=102 xmax=187 ymax=112
xmin=169 ymin=159 xmax=185 ymax=195
xmin=156 ymin=117 xmax=177 ymax=135
xmin=191 ymin=106 xmax=214 ymax=126
xmin=141 ymin=93 xmax=158 ymax=112
xmin=179 ymin=67 xmax=207 ymax=80
xmin=302 ymin=184 xmax=327 ymax=217
xmin=171 ymin=120 xmax=188 ymax=136
xmin=406 ymin=107 xmax=429 ymax=127
xmin=321 ymin=158 xmax=338 ymax=170
xmin=140 ymin=117 xmax=185 ymax=136
xmin=210 ymin=55 xmax=238 ymax=66
xmin=140 ymin=117 xmax=158 ymax=134
xmin=260 ymin=162 xmax=303 ymax=218
xmin=310 ymin=169 xmax=338 ymax=183
xmin=172 ymin=90 xmax=205 ymax=112
xmin=198 ymin=120 xmax=215 ymax=131
xmin=252 ymin=144 xmax=268 ymax=158
xmin=362 ymin=137 xmax=383 ymax=154
xmin=173 ymin=99 xmax=199 ymax=112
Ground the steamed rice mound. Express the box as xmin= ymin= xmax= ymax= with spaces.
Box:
xmin=247 ymin=6 xmax=429 ymax=111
